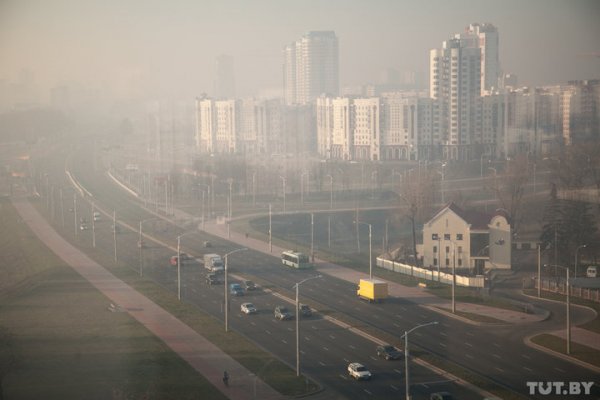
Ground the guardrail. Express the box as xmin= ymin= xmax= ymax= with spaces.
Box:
xmin=377 ymin=257 xmax=485 ymax=288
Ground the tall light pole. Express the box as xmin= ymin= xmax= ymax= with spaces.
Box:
xmin=269 ymin=203 xmax=272 ymax=253
xmin=402 ymin=321 xmax=438 ymax=400
xmin=224 ymin=248 xmax=248 ymax=332
xmin=228 ymin=178 xmax=233 ymax=238
xmin=279 ymin=175 xmax=286 ymax=212
xmin=139 ymin=218 xmax=159 ymax=276
xmin=441 ymin=163 xmax=446 ymax=205
xmin=326 ymin=174 xmax=333 ymax=210
xmin=355 ymin=221 xmax=373 ymax=279
xmin=60 ymin=187 xmax=65 ymax=228
xmin=544 ymin=264 xmax=571 ymax=354
xmin=91 ymin=202 xmax=96 ymax=248
xmin=294 ymin=275 xmax=322 ymax=376
xmin=575 ymin=244 xmax=587 ymax=278
xmin=73 ymin=193 xmax=78 ymax=236
xmin=177 ymin=231 xmax=197 ymax=300
xmin=113 ymin=210 xmax=117 ymax=264
xmin=450 ymin=240 xmax=457 ymax=313
xmin=252 ymin=171 xmax=257 ymax=206
xmin=310 ymin=213 xmax=314 ymax=262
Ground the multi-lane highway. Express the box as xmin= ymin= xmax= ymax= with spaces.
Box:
xmin=32 ymin=139 xmax=600 ymax=400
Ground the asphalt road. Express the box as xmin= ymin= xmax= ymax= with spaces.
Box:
xmin=31 ymin=139 xmax=600 ymax=400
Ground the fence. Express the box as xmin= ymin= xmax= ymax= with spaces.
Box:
xmin=536 ymin=278 xmax=600 ymax=303
xmin=377 ymin=257 xmax=485 ymax=288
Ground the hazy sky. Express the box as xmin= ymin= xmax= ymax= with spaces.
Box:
xmin=1 ymin=0 xmax=599 ymax=101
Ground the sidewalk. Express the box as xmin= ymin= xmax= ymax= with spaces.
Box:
xmin=11 ymin=194 xmax=283 ymax=400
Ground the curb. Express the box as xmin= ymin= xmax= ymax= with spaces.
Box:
xmin=524 ymin=334 xmax=600 ymax=374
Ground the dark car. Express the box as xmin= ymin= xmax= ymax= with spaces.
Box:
xmin=299 ymin=304 xmax=312 ymax=317
xmin=430 ymin=392 xmax=453 ymax=400
xmin=376 ymin=345 xmax=403 ymax=360
xmin=274 ymin=306 xmax=293 ymax=320
xmin=243 ymin=280 xmax=257 ymax=291
xmin=205 ymin=273 xmax=222 ymax=285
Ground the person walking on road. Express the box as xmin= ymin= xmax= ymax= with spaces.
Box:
xmin=223 ymin=371 xmax=229 ymax=387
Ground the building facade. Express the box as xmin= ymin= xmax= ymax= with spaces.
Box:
xmin=421 ymin=203 xmax=511 ymax=272
xmin=284 ymin=31 xmax=339 ymax=105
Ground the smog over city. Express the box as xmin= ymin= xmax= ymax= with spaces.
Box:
xmin=1 ymin=1 xmax=600 ymax=400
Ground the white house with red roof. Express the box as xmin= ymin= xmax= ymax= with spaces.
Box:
xmin=420 ymin=203 xmax=511 ymax=272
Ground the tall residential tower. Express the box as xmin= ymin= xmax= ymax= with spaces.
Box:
xmin=284 ymin=31 xmax=339 ymax=105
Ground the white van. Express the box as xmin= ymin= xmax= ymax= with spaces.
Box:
xmin=586 ymin=266 xmax=597 ymax=278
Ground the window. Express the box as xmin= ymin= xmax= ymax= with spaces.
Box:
xmin=433 ymin=258 xmax=438 ymax=266
xmin=433 ymin=246 xmax=438 ymax=253
xmin=458 ymin=258 xmax=463 ymax=266
xmin=445 ymin=246 xmax=450 ymax=253
xmin=457 ymin=234 xmax=463 ymax=240
xmin=432 ymin=233 xmax=438 ymax=240
xmin=444 ymin=234 xmax=451 ymax=240
xmin=458 ymin=246 xmax=463 ymax=254
xmin=445 ymin=258 xmax=450 ymax=266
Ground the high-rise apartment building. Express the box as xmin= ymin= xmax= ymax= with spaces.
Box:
xmin=430 ymin=37 xmax=482 ymax=160
xmin=215 ymin=54 xmax=235 ymax=99
xmin=284 ymin=31 xmax=339 ymax=105
xmin=458 ymin=23 xmax=500 ymax=94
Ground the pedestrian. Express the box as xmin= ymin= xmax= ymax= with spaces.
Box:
xmin=245 ymin=232 xmax=249 ymax=239
xmin=223 ymin=371 xmax=229 ymax=387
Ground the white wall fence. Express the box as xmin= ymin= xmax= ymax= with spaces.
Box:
xmin=537 ymin=278 xmax=600 ymax=303
xmin=377 ymin=257 xmax=485 ymax=288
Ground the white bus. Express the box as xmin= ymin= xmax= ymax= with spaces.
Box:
xmin=281 ymin=250 xmax=311 ymax=269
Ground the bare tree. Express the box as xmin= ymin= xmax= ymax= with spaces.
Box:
xmin=398 ymin=169 xmax=436 ymax=266
xmin=491 ymin=154 xmax=529 ymax=234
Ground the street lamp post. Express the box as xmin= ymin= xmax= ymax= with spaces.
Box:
xmin=326 ymin=174 xmax=333 ymax=210
xmin=91 ymin=202 xmax=96 ymax=248
xmin=73 ymin=193 xmax=78 ymax=236
xmin=139 ymin=218 xmax=159 ymax=276
xmin=177 ymin=231 xmax=196 ymax=300
xmin=355 ymin=221 xmax=373 ymax=279
xmin=269 ymin=203 xmax=272 ymax=253
xmin=294 ymin=275 xmax=322 ymax=376
xmin=402 ymin=321 xmax=438 ymax=400
xmin=544 ymin=264 xmax=571 ymax=354
xmin=228 ymin=178 xmax=233 ymax=238
xmin=279 ymin=175 xmax=286 ymax=212
xmin=310 ymin=213 xmax=314 ymax=262
xmin=224 ymin=248 xmax=248 ymax=332
xmin=449 ymin=240 xmax=457 ymax=313
xmin=575 ymin=244 xmax=587 ymax=278
xmin=112 ymin=210 xmax=117 ymax=264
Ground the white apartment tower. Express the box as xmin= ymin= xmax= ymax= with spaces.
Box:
xmin=284 ymin=31 xmax=339 ymax=105
xmin=430 ymin=38 xmax=482 ymax=160
xmin=459 ymin=23 xmax=500 ymax=94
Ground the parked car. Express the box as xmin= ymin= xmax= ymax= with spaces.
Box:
xmin=205 ymin=273 xmax=222 ymax=285
xmin=79 ymin=223 xmax=88 ymax=231
xmin=347 ymin=362 xmax=372 ymax=380
xmin=230 ymin=283 xmax=244 ymax=296
xmin=240 ymin=303 xmax=257 ymax=314
xmin=243 ymin=280 xmax=257 ymax=291
xmin=376 ymin=345 xmax=403 ymax=360
xmin=274 ymin=306 xmax=293 ymax=320
xmin=299 ymin=304 xmax=312 ymax=317
xmin=93 ymin=211 xmax=101 ymax=221
xmin=430 ymin=392 xmax=453 ymax=400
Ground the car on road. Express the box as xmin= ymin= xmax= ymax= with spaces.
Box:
xmin=79 ymin=223 xmax=89 ymax=230
xmin=299 ymin=304 xmax=312 ymax=317
xmin=243 ymin=280 xmax=257 ymax=291
xmin=376 ymin=345 xmax=402 ymax=360
xmin=347 ymin=362 xmax=371 ymax=380
xmin=430 ymin=392 xmax=453 ymax=400
xmin=93 ymin=211 xmax=101 ymax=221
xmin=230 ymin=283 xmax=244 ymax=296
xmin=170 ymin=253 xmax=195 ymax=266
xmin=240 ymin=303 xmax=257 ymax=314
xmin=274 ymin=306 xmax=293 ymax=320
xmin=205 ymin=273 xmax=222 ymax=285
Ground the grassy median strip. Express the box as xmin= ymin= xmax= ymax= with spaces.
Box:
xmin=31 ymin=198 xmax=319 ymax=396
xmin=531 ymin=334 xmax=600 ymax=368
xmin=0 ymin=198 xmax=225 ymax=400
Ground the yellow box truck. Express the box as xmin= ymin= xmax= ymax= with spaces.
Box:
xmin=357 ymin=279 xmax=388 ymax=302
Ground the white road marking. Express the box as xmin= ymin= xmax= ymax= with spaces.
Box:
xmin=493 ymin=342 xmax=500 ymax=347
xmin=439 ymin=343 xmax=447 ymax=347
xmin=265 ymin=330 xmax=271 ymax=335
xmin=440 ymin=332 xmax=447 ymax=336
xmin=395 ymin=314 xmax=403 ymax=319
xmin=329 ymin=335 xmax=336 ymax=340
xmin=349 ymin=345 xmax=356 ymax=349
xmin=319 ymin=361 xmax=326 ymax=366
xmin=305 ymin=336 xmax=311 ymax=341
xmin=391 ymin=385 xmax=399 ymax=391
xmin=339 ymin=374 xmax=348 ymax=380
xmin=282 ymin=340 xmax=287 ymax=344
xmin=323 ymin=347 xmax=329 ymax=351
xmin=466 ymin=354 xmax=474 ymax=359
xmin=363 ymin=389 xmax=372 ymax=395
xmin=555 ymin=367 xmax=565 ymax=373
xmin=393 ymin=323 xmax=401 ymax=328
xmin=465 ymin=342 xmax=473 ymax=347
xmin=394 ymin=369 xmax=403 ymax=375
xmin=414 ymin=331 xmax=423 ymax=337
xmin=522 ymin=354 xmax=531 ymax=360
xmin=495 ymin=367 xmax=504 ymax=373
xmin=523 ymin=366 xmax=533 ymax=372
xmin=466 ymin=332 xmax=474 ymax=337
xmin=492 ymin=354 xmax=501 ymax=359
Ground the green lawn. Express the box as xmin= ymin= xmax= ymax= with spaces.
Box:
xmin=531 ymin=334 xmax=600 ymax=368
xmin=0 ymin=198 xmax=224 ymax=400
